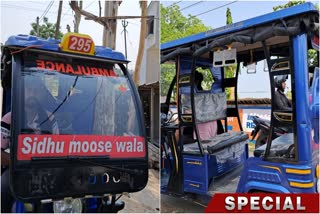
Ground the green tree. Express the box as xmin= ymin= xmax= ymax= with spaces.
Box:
xmin=161 ymin=4 xmax=210 ymax=43
xmin=161 ymin=4 xmax=211 ymax=97
xmin=226 ymin=8 xmax=233 ymax=24
xmin=273 ymin=0 xmax=305 ymax=11
xmin=225 ymin=7 xmax=236 ymax=100
xmin=273 ymin=1 xmax=318 ymax=67
xmin=30 ymin=17 xmax=63 ymax=39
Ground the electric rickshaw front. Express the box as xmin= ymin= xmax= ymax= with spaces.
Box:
xmin=1 ymin=32 xmax=148 ymax=212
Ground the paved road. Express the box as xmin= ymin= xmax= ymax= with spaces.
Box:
xmin=120 ymin=169 xmax=160 ymax=213
xmin=161 ymin=194 xmax=206 ymax=213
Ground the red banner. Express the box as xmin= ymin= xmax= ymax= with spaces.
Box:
xmin=205 ymin=193 xmax=320 ymax=213
xmin=17 ymin=134 xmax=145 ymax=160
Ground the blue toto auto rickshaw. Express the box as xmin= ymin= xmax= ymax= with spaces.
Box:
xmin=1 ymin=32 xmax=148 ymax=212
xmin=160 ymin=2 xmax=319 ymax=205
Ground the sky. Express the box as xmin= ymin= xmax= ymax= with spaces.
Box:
xmin=0 ymin=0 xmax=144 ymax=70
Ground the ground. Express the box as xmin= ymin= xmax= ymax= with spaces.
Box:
xmin=120 ymin=169 xmax=160 ymax=213
xmin=160 ymin=141 xmax=256 ymax=213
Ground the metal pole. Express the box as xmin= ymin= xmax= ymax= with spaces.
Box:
xmin=121 ymin=20 xmax=128 ymax=59
xmin=55 ymin=1 xmax=63 ymax=39
xmin=36 ymin=16 xmax=40 ymax=36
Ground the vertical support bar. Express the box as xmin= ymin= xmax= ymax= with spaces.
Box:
xmin=190 ymin=57 xmax=204 ymax=156
xmin=150 ymin=87 xmax=154 ymax=144
xmin=261 ymin=41 xmax=273 ymax=158
xmin=292 ymin=34 xmax=311 ymax=163
xmin=235 ymin=62 xmax=243 ymax=131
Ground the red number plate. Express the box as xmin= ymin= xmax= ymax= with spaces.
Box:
xmin=67 ymin=35 xmax=93 ymax=53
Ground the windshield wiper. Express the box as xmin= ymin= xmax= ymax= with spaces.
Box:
xmin=40 ymin=76 xmax=79 ymax=126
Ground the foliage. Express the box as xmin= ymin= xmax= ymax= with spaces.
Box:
xmin=30 ymin=17 xmax=63 ymax=39
xmin=273 ymin=0 xmax=305 ymax=11
xmin=160 ymin=64 xmax=175 ymax=97
xmin=196 ymin=67 xmax=214 ymax=90
xmin=226 ymin=7 xmax=233 ymax=25
xmin=161 ymin=4 xmax=211 ymax=43
xmin=225 ymin=7 xmax=236 ymax=100
xmin=160 ymin=4 xmax=211 ymax=97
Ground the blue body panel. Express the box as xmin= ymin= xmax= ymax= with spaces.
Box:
xmin=161 ymin=3 xmax=317 ymax=51
xmin=5 ymin=34 xmax=128 ymax=62
xmin=292 ymin=34 xmax=312 ymax=163
xmin=183 ymin=144 xmax=247 ymax=195
xmin=237 ymin=158 xmax=316 ymax=193
xmin=311 ymin=67 xmax=319 ymax=143
xmin=237 ymin=34 xmax=318 ymax=193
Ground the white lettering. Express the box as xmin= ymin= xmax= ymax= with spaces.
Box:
xmin=56 ymin=141 xmax=64 ymax=153
xmin=37 ymin=138 xmax=47 ymax=154
xmin=262 ymin=196 xmax=273 ymax=210
xmin=89 ymin=141 xmax=97 ymax=152
xmin=69 ymin=141 xmax=81 ymax=153
xmin=225 ymin=196 xmax=235 ymax=210
xmin=22 ymin=137 xmax=32 ymax=154
xmin=238 ymin=197 xmax=248 ymax=210
xmin=116 ymin=141 xmax=126 ymax=152
xmin=276 ymin=196 xmax=280 ymax=210
xmin=250 ymin=196 xmax=260 ymax=210
xmin=283 ymin=197 xmax=294 ymax=210
xmin=32 ymin=137 xmax=37 ymax=154
xmin=105 ymin=141 xmax=112 ymax=152
xmin=98 ymin=141 xmax=104 ymax=152
xmin=137 ymin=141 xmax=143 ymax=152
xmin=82 ymin=141 xmax=89 ymax=152
xmin=296 ymin=196 xmax=306 ymax=210
xmin=127 ymin=141 xmax=133 ymax=152
xmin=46 ymin=138 xmax=55 ymax=153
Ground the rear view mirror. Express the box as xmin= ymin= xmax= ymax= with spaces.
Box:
xmin=247 ymin=63 xmax=257 ymax=74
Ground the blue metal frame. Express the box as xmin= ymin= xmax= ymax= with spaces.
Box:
xmin=161 ymin=2 xmax=317 ymax=51
xmin=5 ymin=34 xmax=128 ymax=63
xmin=161 ymin=2 xmax=319 ymax=195
xmin=236 ymin=34 xmax=317 ymax=193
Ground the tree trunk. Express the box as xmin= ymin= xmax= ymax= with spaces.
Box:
xmin=134 ymin=1 xmax=147 ymax=85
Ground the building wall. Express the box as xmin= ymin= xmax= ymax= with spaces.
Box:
xmin=140 ymin=1 xmax=160 ymax=85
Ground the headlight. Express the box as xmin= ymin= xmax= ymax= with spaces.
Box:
xmin=53 ymin=198 xmax=82 ymax=213
xmin=317 ymin=178 xmax=320 ymax=193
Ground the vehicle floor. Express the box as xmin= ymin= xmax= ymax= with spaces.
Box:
xmin=161 ymin=164 xmax=243 ymax=207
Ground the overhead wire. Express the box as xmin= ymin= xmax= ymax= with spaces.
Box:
xmin=39 ymin=1 xmax=54 ymax=21
xmin=167 ymin=0 xmax=183 ymax=8
xmin=180 ymin=1 xmax=204 ymax=11
xmin=0 ymin=3 xmax=72 ymax=17
xmin=193 ymin=1 xmax=238 ymax=17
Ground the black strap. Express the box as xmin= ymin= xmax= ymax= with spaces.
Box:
xmin=1 ymin=121 xmax=10 ymax=130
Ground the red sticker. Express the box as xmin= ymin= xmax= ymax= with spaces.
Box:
xmin=68 ymin=35 xmax=93 ymax=53
xmin=17 ymin=135 xmax=145 ymax=160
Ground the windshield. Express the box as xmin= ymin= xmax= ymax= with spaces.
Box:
xmin=15 ymin=51 xmax=144 ymax=160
